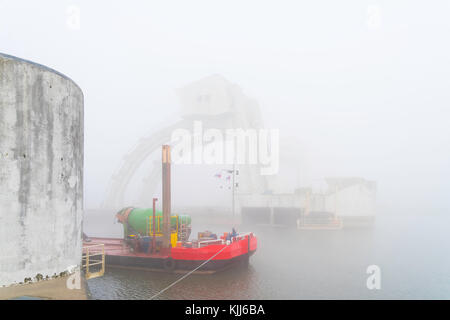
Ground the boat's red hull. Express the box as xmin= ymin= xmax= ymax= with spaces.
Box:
xmin=84 ymin=234 xmax=257 ymax=273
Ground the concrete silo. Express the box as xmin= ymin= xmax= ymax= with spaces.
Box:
xmin=0 ymin=53 xmax=83 ymax=287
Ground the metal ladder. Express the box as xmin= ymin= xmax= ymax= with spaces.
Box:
xmin=82 ymin=244 xmax=105 ymax=279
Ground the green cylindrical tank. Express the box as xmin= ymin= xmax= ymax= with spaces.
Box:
xmin=116 ymin=207 xmax=191 ymax=237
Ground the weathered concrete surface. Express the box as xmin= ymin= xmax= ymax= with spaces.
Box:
xmin=0 ymin=53 xmax=83 ymax=287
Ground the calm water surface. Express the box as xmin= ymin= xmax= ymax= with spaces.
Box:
xmin=84 ymin=213 xmax=450 ymax=299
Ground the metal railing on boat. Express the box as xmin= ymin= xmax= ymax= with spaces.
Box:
xmin=197 ymin=239 xmax=225 ymax=247
xmin=197 ymin=232 xmax=254 ymax=248
xmin=235 ymin=232 xmax=254 ymax=239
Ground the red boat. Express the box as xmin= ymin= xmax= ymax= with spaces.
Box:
xmin=83 ymin=145 xmax=257 ymax=274
xmin=84 ymin=231 xmax=257 ymax=274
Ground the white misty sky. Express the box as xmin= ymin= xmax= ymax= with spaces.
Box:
xmin=1 ymin=1 xmax=449 ymax=213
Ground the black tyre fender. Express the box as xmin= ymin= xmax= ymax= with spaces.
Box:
xmin=163 ymin=257 xmax=176 ymax=271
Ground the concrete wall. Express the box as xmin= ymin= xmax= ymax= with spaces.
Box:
xmin=0 ymin=53 xmax=83 ymax=287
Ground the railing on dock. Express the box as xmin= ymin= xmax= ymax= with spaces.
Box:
xmin=296 ymin=217 xmax=343 ymax=230
xmin=82 ymin=244 xmax=105 ymax=279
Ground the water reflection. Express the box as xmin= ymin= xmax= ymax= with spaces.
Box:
xmin=86 ymin=214 xmax=450 ymax=299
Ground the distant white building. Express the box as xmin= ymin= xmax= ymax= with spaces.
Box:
xmin=239 ymin=177 xmax=376 ymax=227
xmin=323 ymin=177 xmax=376 ymax=219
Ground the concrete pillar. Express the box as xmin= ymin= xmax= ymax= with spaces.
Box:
xmin=0 ymin=53 xmax=83 ymax=287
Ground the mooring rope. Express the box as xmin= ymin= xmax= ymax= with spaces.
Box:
xmin=149 ymin=244 xmax=228 ymax=300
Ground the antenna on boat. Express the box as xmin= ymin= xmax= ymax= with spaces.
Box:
xmin=152 ymin=197 xmax=158 ymax=253
xmin=162 ymin=145 xmax=172 ymax=253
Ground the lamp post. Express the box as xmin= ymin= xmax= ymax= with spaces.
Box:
xmin=162 ymin=145 xmax=171 ymax=253
xmin=215 ymin=166 xmax=239 ymax=223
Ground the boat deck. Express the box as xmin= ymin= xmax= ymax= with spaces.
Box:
xmin=84 ymin=237 xmax=169 ymax=259
xmin=83 ymin=237 xmax=220 ymax=274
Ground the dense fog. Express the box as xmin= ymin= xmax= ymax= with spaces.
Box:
xmin=2 ymin=1 xmax=449 ymax=215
